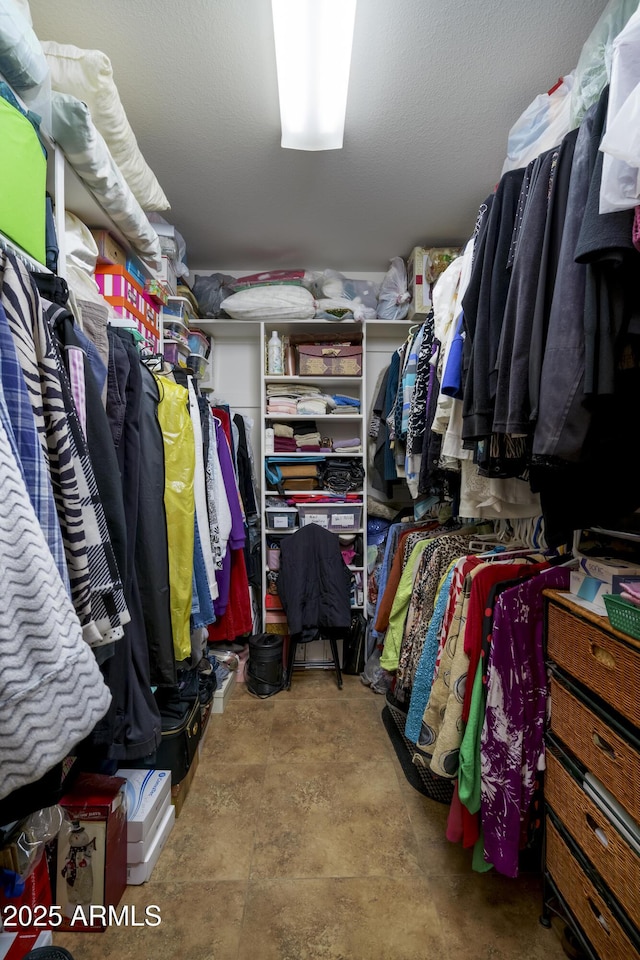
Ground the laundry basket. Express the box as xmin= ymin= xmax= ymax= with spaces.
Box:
xmin=383 ymin=692 xmax=455 ymax=805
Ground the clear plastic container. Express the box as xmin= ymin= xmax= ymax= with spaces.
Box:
xmin=162 ymin=318 xmax=190 ymax=343
xmin=187 ymin=330 xmax=210 ymax=357
xmin=186 ymin=354 xmax=208 ymax=379
xmin=163 ymin=340 xmax=190 ymax=367
xmin=297 ymin=502 xmax=362 ymax=532
xmin=265 ymin=506 xmax=298 ymax=530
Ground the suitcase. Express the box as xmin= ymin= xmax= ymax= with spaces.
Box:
xmin=129 ymin=694 xmax=202 ymax=786
xmin=156 ymin=695 xmax=202 ymax=785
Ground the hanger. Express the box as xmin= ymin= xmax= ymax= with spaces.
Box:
xmin=0 ymin=236 xmax=52 ymax=275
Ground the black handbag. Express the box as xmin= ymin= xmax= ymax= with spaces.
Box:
xmin=342 ymin=612 xmax=367 ymax=675
xmin=318 ymin=459 xmax=365 ymax=493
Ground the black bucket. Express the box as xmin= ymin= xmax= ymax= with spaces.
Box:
xmin=247 ymin=633 xmax=284 ymax=698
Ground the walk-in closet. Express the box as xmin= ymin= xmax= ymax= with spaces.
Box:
xmin=1 ymin=2 xmax=639 ymax=959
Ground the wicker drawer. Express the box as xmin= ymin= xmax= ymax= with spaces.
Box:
xmin=546 ymin=817 xmax=640 ymax=960
xmin=547 ymin=601 xmax=640 ymax=727
xmin=545 ymin=751 xmax=640 ymax=923
xmin=549 ymin=677 xmax=640 ymax=822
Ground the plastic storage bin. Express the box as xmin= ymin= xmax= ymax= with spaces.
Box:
xmin=163 ymin=296 xmax=199 ymax=323
xmin=187 ymin=330 xmax=210 ymax=357
xmin=164 ymin=340 xmax=190 ymax=367
xmin=297 ymin=502 xmax=362 ymax=532
xmin=163 ymin=318 xmax=190 ymax=344
xmin=186 ymin=354 xmax=208 ymax=379
xmin=265 ymin=506 xmax=298 ymax=531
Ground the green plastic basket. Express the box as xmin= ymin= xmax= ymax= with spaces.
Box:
xmin=602 ymin=594 xmax=640 ymax=641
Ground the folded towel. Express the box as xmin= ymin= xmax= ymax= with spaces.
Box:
xmin=274 ymin=439 xmax=298 ymax=451
xmin=332 ymin=445 xmax=361 ymax=453
xmin=298 ymin=444 xmax=322 ymax=452
xmin=333 ymin=437 xmax=361 ymax=449
xmin=273 ymin=423 xmax=295 ymax=438
xmin=332 ymin=395 xmax=361 ymax=406
xmin=331 ymin=406 xmax=360 ymax=415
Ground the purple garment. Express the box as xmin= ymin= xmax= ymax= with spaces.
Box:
xmin=480 ymin=566 xmax=570 ymax=877
xmin=213 ymin=420 xmax=245 ymax=617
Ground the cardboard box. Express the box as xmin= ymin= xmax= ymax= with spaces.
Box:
xmin=56 ymin=774 xmax=127 ymax=932
xmin=126 ymin=804 xmax=175 ymax=885
xmin=91 ymin=229 xmax=127 ymax=267
xmin=406 ymin=246 xmax=432 ymax=321
xmin=571 ymin=557 xmax=640 ymax=615
xmin=569 ymin=571 xmax=609 ymax=615
xmin=212 ymin=670 xmax=236 ymax=715
xmin=170 ymin=748 xmax=199 ymax=818
xmin=125 ymin=793 xmax=171 ymax=864
xmin=158 ymin=255 xmax=178 ymax=296
xmin=0 ymin=930 xmax=52 ymax=960
xmin=578 ymin=556 xmax=640 ymax=583
xmin=297 ymin=343 xmax=362 ymax=377
xmin=115 ymin=768 xmax=172 ymax=844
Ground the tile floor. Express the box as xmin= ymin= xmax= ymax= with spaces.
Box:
xmin=53 ymin=671 xmax=567 ymax=960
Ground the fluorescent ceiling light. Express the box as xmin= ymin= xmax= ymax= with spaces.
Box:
xmin=271 ymin=0 xmax=357 ymax=151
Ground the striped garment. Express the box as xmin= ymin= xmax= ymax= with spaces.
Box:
xmin=44 ymin=299 xmax=131 ymax=646
xmin=0 ymin=252 xmax=94 ymax=640
xmin=1 ymin=253 xmax=130 ymax=646
xmin=0 ymin=301 xmax=70 ymax=593
xmin=0 ymin=409 xmax=111 ymax=801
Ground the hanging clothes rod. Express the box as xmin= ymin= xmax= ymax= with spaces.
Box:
xmin=0 ymin=230 xmax=51 ymax=275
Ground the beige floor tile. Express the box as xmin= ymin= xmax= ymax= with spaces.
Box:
xmin=268 ymin=699 xmax=395 ymax=763
xmin=428 ymin=873 xmax=567 ymax=959
xmin=251 ymin=760 xmax=420 ymax=879
xmin=53 ymin=881 xmax=246 ymax=960
xmin=152 ymin=763 xmax=265 ymax=881
xmin=281 ymin=670 xmax=379 ymax=701
xmin=237 ymin=876 xmax=446 ymax=960
xmin=200 ymin=695 xmax=275 ymax=763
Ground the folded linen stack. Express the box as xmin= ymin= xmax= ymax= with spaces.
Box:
xmin=274 ymin=437 xmax=297 ymax=452
xmin=273 ymin=423 xmax=294 ymax=438
xmin=267 ymin=398 xmax=298 ymax=415
xmin=266 ymin=384 xmax=321 ymax=397
xmin=294 ymin=430 xmax=322 ymax=452
xmin=297 ymin=397 xmax=328 ymax=416
xmin=333 ymin=436 xmax=362 ymax=453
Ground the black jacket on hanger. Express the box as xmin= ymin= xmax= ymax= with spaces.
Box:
xmin=277 ymin=523 xmax=352 ymax=644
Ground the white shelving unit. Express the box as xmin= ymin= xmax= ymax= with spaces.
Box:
xmin=261 ymin=318 xmax=367 ymax=669
xmin=197 ymin=316 xmax=418 ymax=666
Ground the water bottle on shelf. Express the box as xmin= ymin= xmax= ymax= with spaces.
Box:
xmin=267 ymin=330 xmax=283 ymax=375
xmin=265 ymin=427 xmax=275 ymax=454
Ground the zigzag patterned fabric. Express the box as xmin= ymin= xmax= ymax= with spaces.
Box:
xmin=0 ymin=411 xmax=111 ymax=801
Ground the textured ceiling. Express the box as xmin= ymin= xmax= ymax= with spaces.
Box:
xmin=30 ymin=0 xmax=608 ymax=274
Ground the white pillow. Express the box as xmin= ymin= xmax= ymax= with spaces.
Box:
xmin=51 ymin=91 xmax=162 ymax=270
xmin=8 ymin=0 xmax=31 ymax=25
xmin=42 ymin=40 xmax=170 ymax=212
xmin=221 ymin=285 xmax=316 ymax=320
xmin=0 ymin=0 xmax=47 ymax=89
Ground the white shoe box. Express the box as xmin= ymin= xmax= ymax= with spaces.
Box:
xmin=212 ymin=670 xmax=236 ymax=714
xmin=126 ymin=791 xmax=171 ymax=863
xmin=127 ymin=803 xmax=175 ymax=885
xmin=116 ymin=768 xmax=172 ymax=842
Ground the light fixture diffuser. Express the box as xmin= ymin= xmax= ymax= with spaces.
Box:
xmin=271 ymin=0 xmax=357 ymax=151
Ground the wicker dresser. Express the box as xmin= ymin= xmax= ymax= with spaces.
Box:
xmin=542 ymin=589 xmax=640 ymax=960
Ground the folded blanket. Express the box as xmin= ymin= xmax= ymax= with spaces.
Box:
xmin=333 ymin=437 xmax=361 ymax=449
xmin=273 ymin=423 xmax=295 ymax=438
xmin=297 ymin=399 xmax=328 ymax=416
